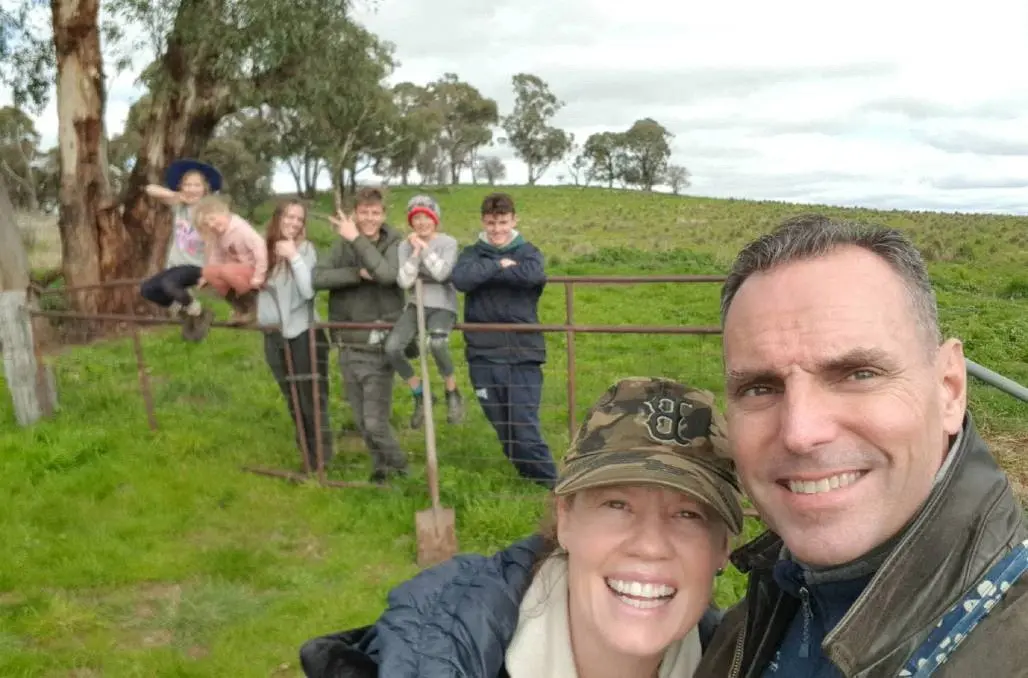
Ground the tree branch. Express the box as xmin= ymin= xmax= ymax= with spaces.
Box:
xmin=0 ymin=158 xmax=33 ymax=192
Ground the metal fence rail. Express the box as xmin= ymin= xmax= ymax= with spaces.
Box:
xmin=15 ymin=274 xmax=1026 ymax=539
xmin=966 ymin=359 xmax=1028 ymax=403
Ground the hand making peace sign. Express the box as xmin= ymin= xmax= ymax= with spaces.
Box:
xmin=329 ymin=209 xmax=359 ymax=242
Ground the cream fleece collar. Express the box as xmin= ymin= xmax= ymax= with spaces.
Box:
xmin=504 ymin=556 xmax=702 ymax=678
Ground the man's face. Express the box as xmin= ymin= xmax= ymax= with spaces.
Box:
xmin=481 ymin=212 xmax=516 ymax=247
xmin=355 ymin=202 xmax=385 ymax=238
xmin=722 ymin=246 xmax=966 ymax=566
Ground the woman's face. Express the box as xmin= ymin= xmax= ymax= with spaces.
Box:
xmin=179 ymin=172 xmax=208 ymax=205
xmin=281 ymin=204 xmax=306 ymax=241
xmin=558 ymin=484 xmax=729 ymax=662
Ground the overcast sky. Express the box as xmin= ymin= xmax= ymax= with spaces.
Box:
xmin=5 ymin=0 xmax=1028 ymax=213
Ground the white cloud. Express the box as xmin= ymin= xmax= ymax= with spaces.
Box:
xmin=4 ymin=0 xmax=1028 ymax=214
xmin=347 ymin=0 xmax=1028 ymax=214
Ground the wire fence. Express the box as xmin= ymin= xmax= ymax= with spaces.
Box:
xmin=7 ymin=267 xmax=1026 ymax=571
xmin=20 ymin=269 xmax=1023 ymax=503
xmin=20 ymin=274 xmax=748 ymax=511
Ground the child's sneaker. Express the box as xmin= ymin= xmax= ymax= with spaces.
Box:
xmin=409 ymin=393 xmax=424 ymax=429
xmin=445 ymin=389 xmax=465 ymax=424
xmin=227 ymin=308 xmax=256 ymax=325
xmin=226 ymin=290 xmax=257 ymax=325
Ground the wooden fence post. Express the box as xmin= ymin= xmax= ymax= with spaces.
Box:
xmin=1 ymin=290 xmax=58 ymax=425
xmin=1 ymin=178 xmax=58 ymax=426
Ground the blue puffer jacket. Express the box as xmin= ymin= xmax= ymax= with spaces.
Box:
xmin=299 ymin=535 xmax=723 ymax=678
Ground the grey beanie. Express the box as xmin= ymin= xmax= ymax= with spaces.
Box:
xmin=406 ymin=194 xmax=441 ymax=225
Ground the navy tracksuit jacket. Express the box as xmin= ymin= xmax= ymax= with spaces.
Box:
xmin=451 ymin=234 xmax=557 ymax=486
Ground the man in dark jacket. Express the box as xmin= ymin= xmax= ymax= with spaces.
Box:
xmin=451 ymin=192 xmax=558 ymax=487
xmin=695 ymin=214 xmax=1028 ymax=677
xmin=312 ymin=187 xmax=407 ymax=483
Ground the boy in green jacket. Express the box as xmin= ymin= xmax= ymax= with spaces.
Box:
xmin=312 ymin=187 xmax=407 ymax=483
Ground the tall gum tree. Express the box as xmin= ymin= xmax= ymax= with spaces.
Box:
xmin=51 ymin=0 xmax=122 ymax=313
xmin=5 ymin=0 xmax=367 ymax=314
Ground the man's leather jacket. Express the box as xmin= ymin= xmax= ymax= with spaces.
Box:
xmin=695 ymin=414 xmax=1028 ymax=678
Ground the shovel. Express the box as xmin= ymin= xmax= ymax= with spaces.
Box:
xmin=412 ymin=278 xmax=458 ymax=567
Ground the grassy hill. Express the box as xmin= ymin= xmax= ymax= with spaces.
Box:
xmin=1 ymin=185 xmax=1025 ymax=676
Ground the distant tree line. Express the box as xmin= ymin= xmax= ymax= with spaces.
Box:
xmin=0 ymin=0 xmax=691 ymax=314
xmin=1 ymin=70 xmax=692 ymax=218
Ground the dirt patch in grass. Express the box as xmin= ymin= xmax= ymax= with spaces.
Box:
xmin=129 ymin=583 xmax=183 ymax=620
xmin=290 ymin=534 xmax=327 ymax=562
xmin=78 ymin=579 xmax=257 ymax=657
xmin=134 ymin=628 xmax=174 ymax=649
xmin=0 ymin=591 xmax=27 ymax=606
xmin=989 ymin=433 xmax=1028 ymax=503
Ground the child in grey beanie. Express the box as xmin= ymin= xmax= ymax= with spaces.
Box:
xmin=382 ymin=194 xmax=464 ymax=428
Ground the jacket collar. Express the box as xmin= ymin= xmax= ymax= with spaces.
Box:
xmin=476 ymin=230 xmax=524 ymax=253
xmin=374 ymin=223 xmax=400 ymax=247
xmin=731 ymin=413 xmax=1026 ymax=676
xmin=825 ymin=414 xmax=1025 ymax=673
xmin=353 ymin=223 xmax=399 ymax=248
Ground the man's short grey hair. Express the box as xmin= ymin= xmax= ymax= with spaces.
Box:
xmin=720 ymin=213 xmax=942 ymax=347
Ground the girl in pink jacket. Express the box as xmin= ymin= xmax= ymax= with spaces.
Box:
xmin=193 ymin=195 xmax=268 ymax=325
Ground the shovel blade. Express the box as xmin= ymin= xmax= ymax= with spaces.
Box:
xmin=414 ymin=506 xmax=458 ymax=567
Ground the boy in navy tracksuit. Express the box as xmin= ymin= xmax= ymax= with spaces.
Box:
xmin=451 ymin=193 xmax=558 ymax=488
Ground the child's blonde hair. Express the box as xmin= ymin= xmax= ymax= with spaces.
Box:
xmin=192 ymin=195 xmax=232 ymax=237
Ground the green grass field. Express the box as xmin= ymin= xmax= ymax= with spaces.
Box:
xmin=2 ymin=185 xmax=1026 ymax=676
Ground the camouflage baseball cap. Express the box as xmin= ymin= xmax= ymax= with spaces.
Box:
xmin=554 ymin=377 xmax=744 ymax=534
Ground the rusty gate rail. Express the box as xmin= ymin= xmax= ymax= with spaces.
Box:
xmin=28 ymin=275 xmax=727 ymax=440
xmin=24 ymin=275 xmax=728 ymax=491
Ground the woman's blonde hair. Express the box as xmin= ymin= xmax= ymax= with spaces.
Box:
xmin=531 ymin=494 xmax=566 ymax=577
xmin=192 ymin=195 xmax=232 ymax=237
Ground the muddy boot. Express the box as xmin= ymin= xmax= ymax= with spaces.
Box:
xmin=409 ymin=393 xmax=424 ymax=430
xmin=228 ymin=308 xmax=256 ymax=325
xmin=445 ymin=388 xmax=465 ymax=424
xmin=181 ymin=302 xmax=213 ymax=342
xmin=226 ymin=290 xmax=257 ymax=325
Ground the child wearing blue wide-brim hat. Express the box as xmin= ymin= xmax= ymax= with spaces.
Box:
xmin=138 ymin=157 xmax=224 ymax=342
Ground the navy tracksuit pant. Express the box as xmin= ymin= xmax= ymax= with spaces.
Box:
xmin=468 ymin=361 xmax=557 ymax=487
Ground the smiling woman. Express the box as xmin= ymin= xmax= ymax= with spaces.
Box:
xmin=298 ymin=377 xmax=744 ymax=678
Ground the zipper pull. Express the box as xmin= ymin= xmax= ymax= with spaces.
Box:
xmin=799 ymin=586 xmax=812 ymax=659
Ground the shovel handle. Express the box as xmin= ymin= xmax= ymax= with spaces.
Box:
xmin=415 ymin=279 xmax=442 ymax=512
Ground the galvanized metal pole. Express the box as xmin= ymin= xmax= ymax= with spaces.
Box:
xmin=966 ymin=358 xmax=1028 ymax=403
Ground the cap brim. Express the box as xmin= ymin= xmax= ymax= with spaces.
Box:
xmin=554 ymin=449 xmax=744 ymax=534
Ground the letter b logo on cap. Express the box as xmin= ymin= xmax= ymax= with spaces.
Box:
xmin=642 ymin=396 xmax=712 ymax=447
